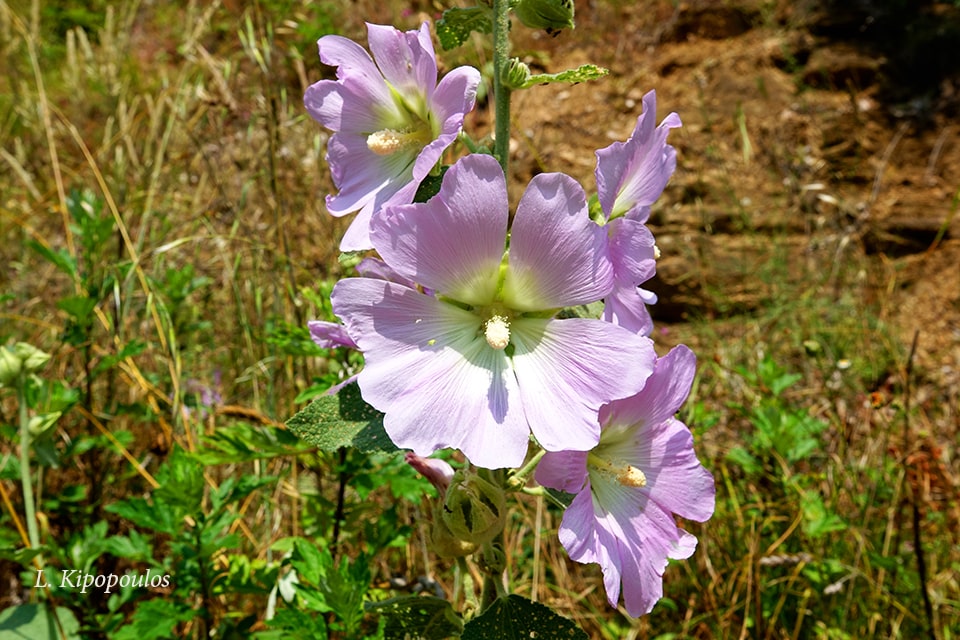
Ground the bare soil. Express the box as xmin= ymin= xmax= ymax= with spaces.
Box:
xmin=484 ymin=0 xmax=960 ymax=437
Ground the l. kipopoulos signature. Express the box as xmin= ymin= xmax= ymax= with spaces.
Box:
xmin=33 ymin=568 xmax=171 ymax=594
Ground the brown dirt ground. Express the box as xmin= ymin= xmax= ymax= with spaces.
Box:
xmin=468 ymin=0 xmax=960 ymax=447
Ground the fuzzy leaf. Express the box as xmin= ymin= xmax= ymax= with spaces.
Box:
xmin=522 ymin=64 xmax=608 ymax=88
xmin=286 ymin=382 xmax=397 ymax=453
xmin=367 ymin=595 xmax=463 ymax=640
xmin=462 ymin=595 xmax=588 ymax=640
xmin=437 ymin=6 xmax=493 ymax=50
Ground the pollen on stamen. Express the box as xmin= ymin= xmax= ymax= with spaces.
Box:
xmin=367 ymin=129 xmax=409 ymax=156
xmin=484 ymin=316 xmax=511 ymax=350
xmin=653 ymin=244 xmax=662 ymax=260
xmin=616 ymin=464 xmax=647 ymax=488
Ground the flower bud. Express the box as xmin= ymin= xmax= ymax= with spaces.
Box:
xmin=405 ymin=452 xmax=455 ymax=494
xmin=430 ymin=501 xmax=479 ymax=558
xmin=513 ymin=0 xmax=575 ymax=34
xmin=502 ymin=58 xmax=531 ymax=91
xmin=13 ymin=342 xmax=51 ymax=374
xmin=0 ymin=346 xmax=21 ymax=386
xmin=440 ymin=470 xmax=506 ymax=547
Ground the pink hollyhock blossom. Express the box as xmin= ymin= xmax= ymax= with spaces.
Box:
xmin=595 ymin=90 xmax=680 ymax=335
xmin=330 ymin=154 xmax=657 ymax=469
xmin=304 ymin=23 xmax=481 ymax=251
xmin=535 ymin=345 xmax=715 ymax=617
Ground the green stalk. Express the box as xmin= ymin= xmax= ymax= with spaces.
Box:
xmin=491 ymin=0 xmax=512 ymax=175
xmin=18 ymin=376 xmax=40 ymax=552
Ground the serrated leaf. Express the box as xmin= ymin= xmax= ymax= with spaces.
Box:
xmin=521 ymin=64 xmax=608 ymax=88
xmin=437 ymin=6 xmax=493 ymax=50
xmin=286 ymin=382 xmax=397 ymax=453
xmin=194 ymin=422 xmax=312 ymax=465
xmin=367 ymin=595 xmax=463 ymax=640
xmin=462 ymin=595 xmax=588 ymax=640
xmin=27 ymin=240 xmax=77 ymax=277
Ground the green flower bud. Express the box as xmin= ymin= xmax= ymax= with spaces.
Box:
xmin=441 ymin=470 xmax=506 ymax=547
xmin=13 ymin=342 xmax=51 ymax=374
xmin=513 ymin=0 xmax=575 ymax=34
xmin=502 ymin=57 xmax=531 ymax=90
xmin=28 ymin=411 xmax=62 ymax=438
xmin=0 ymin=346 xmax=21 ymax=386
xmin=430 ymin=502 xmax=480 ymax=558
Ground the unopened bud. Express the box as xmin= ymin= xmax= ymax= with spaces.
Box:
xmin=14 ymin=342 xmax=50 ymax=374
xmin=502 ymin=58 xmax=531 ymax=90
xmin=405 ymin=453 xmax=455 ymax=493
xmin=0 ymin=346 xmax=21 ymax=386
xmin=441 ymin=470 xmax=506 ymax=546
xmin=513 ymin=0 xmax=575 ymax=34
xmin=430 ymin=502 xmax=479 ymax=558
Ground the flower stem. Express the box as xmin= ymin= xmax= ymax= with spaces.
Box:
xmin=508 ymin=448 xmax=546 ymax=489
xmin=18 ymin=376 xmax=40 ymax=553
xmin=491 ymin=0 xmax=511 ymax=175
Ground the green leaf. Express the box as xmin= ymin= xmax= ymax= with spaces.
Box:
xmin=110 ymin=598 xmax=195 ymax=640
xmin=368 ymin=595 xmax=463 ymax=640
xmin=414 ymin=166 xmax=449 ymax=203
xmin=195 ymin=422 xmax=312 ymax=465
xmin=521 ymin=64 xmax=608 ymax=88
xmin=0 ymin=603 xmax=81 ymax=639
xmin=27 ymin=240 xmax=77 ymax=277
xmin=286 ymin=382 xmax=397 ymax=453
xmin=437 ymin=6 xmax=493 ymax=50
xmin=461 ymin=595 xmax=588 ymax=640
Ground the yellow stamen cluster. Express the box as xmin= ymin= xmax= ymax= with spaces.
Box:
xmin=366 ymin=126 xmax=430 ymax=156
xmin=589 ymin=453 xmax=647 ymax=488
xmin=484 ymin=316 xmax=511 ymax=350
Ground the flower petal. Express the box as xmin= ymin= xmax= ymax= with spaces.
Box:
xmin=608 ymin=218 xmax=657 ymax=285
xmin=510 ymin=317 xmax=656 ymax=452
xmin=596 ymin=90 xmax=680 ymax=220
xmin=535 ymin=450 xmax=589 ymax=493
xmin=367 ymin=23 xmax=437 ymax=101
xmin=370 ymin=155 xmax=506 ymax=305
xmin=503 ymin=173 xmax=614 ymax=310
xmin=412 ymin=65 xmax=481 ymax=183
xmin=308 ymin=320 xmax=358 ymax=349
xmin=603 ymin=280 xmax=655 ymax=336
xmin=331 ymin=277 xmax=529 ymax=468
xmin=602 ymin=344 xmax=696 ymax=430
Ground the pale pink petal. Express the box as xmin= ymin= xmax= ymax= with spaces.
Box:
xmin=367 ymin=23 xmax=437 ymax=99
xmin=308 ymin=320 xmax=358 ymax=349
xmin=596 ymin=90 xmax=680 ymax=220
xmin=370 ymin=155 xmax=506 ymax=306
xmin=535 ymin=450 xmax=589 ymax=494
xmin=503 ymin=172 xmax=614 ymax=311
xmin=331 ymin=278 xmax=529 ymax=468
xmin=603 ymin=280 xmax=655 ymax=336
xmin=510 ymin=318 xmax=655 ymax=452
xmin=601 ymin=345 xmax=696 ymax=430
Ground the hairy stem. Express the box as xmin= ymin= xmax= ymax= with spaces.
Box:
xmin=492 ymin=0 xmax=512 ymax=175
xmin=18 ymin=377 xmax=40 ymax=553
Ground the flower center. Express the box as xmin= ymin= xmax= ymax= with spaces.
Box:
xmin=483 ymin=315 xmax=511 ymax=350
xmin=366 ymin=128 xmax=430 ymax=156
xmin=588 ymin=452 xmax=647 ymax=488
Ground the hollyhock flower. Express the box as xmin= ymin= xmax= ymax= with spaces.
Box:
xmin=304 ymin=23 xmax=481 ymax=251
xmin=595 ymin=90 xmax=681 ymax=335
xmin=535 ymin=345 xmax=715 ymax=617
xmin=330 ymin=154 xmax=657 ymax=469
